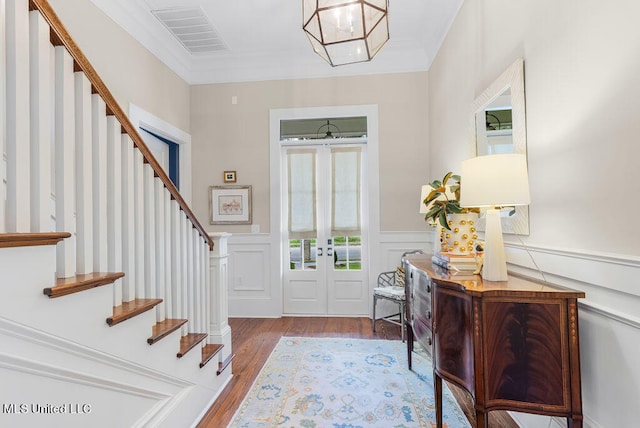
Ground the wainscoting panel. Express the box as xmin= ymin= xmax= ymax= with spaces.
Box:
xmin=227 ymin=233 xmax=279 ymax=317
xmin=377 ymin=231 xmax=430 ymax=271
xmin=230 ymin=249 xmax=269 ymax=292
xmin=505 ymin=243 xmax=640 ymax=324
xmin=504 ymin=242 xmax=640 ymax=428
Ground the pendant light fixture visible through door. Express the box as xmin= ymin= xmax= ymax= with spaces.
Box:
xmin=302 ymin=0 xmax=389 ymax=67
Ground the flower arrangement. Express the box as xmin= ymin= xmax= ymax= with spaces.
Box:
xmin=422 ymin=172 xmax=479 ymax=230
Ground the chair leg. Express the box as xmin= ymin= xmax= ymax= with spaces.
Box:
xmin=400 ymin=302 xmax=406 ymax=342
xmin=372 ymin=295 xmax=377 ymax=332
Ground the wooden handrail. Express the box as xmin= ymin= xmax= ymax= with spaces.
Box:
xmin=29 ymin=0 xmax=213 ymax=250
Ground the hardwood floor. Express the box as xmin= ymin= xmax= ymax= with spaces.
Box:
xmin=197 ymin=317 xmax=518 ymax=428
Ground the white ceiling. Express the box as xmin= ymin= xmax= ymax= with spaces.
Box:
xmin=89 ymin=0 xmax=463 ymax=85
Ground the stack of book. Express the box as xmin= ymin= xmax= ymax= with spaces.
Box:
xmin=431 ymin=252 xmax=478 ymax=272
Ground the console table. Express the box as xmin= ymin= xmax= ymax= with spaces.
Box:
xmin=403 ymin=254 xmax=585 ymax=428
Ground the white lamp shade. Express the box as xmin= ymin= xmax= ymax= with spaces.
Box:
xmin=419 ymin=185 xmax=430 ymax=213
xmin=460 ymin=154 xmax=530 ymax=208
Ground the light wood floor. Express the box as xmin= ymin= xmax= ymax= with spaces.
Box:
xmin=197 ymin=317 xmax=518 ymax=428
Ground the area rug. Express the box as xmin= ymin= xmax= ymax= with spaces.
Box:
xmin=228 ymin=337 xmax=470 ymax=428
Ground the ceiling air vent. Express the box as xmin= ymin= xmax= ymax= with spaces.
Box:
xmin=151 ymin=7 xmax=227 ymax=54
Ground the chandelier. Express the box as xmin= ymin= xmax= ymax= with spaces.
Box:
xmin=302 ymin=0 xmax=389 ymax=67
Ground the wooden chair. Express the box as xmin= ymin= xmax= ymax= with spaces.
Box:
xmin=372 ymin=250 xmax=424 ymax=342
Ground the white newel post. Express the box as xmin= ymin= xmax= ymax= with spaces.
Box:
xmin=208 ymin=232 xmax=232 ymax=359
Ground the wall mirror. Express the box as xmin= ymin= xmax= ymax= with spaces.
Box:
xmin=470 ymin=58 xmax=529 ymax=235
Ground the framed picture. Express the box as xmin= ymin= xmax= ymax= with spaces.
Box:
xmin=209 ymin=185 xmax=252 ymax=225
xmin=223 ymin=171 xmax=237 ymax=183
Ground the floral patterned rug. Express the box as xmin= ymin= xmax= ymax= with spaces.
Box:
xmin=228 ymin=337 xmax=470 ymax=428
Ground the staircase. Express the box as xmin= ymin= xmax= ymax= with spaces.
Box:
xmin=0 ymin=1 xmax=232 ymax=427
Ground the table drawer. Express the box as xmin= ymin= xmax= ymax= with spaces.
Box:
xmin=412 ymin=318 xmax=433 ymax=356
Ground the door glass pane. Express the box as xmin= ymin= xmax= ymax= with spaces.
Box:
xmin=289 ymin=238 xmax=317 ymax=270
xmin=333 ymin=236 xmax=361 ymax=270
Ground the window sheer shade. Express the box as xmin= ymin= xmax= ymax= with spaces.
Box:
xmin=331 ymin=147 xmax=361 ymax=237
xmin=287 ymin=149 xmax=317 ymax=239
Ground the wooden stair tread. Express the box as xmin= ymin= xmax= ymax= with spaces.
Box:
xmin=107 ymin=298 xmax=162 ymax=327
xmin=44 ymin=272 xmax=125 ymax=298
xmin=148 ymin=319 xmax=188 ymax=345
xmin=0 ymin=232 xmax=71 ymax=248
xmin=217 ymin=353 xmax=235 ymax=376
xmin=177 ymin=333 xmax=208 ymax=358
xmin=200 ymin=344 xmax=224 ymax=368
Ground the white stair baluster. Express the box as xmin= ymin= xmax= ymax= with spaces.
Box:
xmin=92 ymin=95 xmax=108 ymax=273
xmin=180 ymin=211 xmax=189 ymax=335
xmin=133 ymin=148 xmax=145 ymax=298
xmin=121 ymin=135 xmax=136 ymax=302
xmin=5 ymin=0 xmax=30 ymax=232
xmin=170 ymin=200 xmax=182 ymax=320
xmin=74 ymin=72 xmax=93 ymax=274
xmin=198 ymin=237 xmax=207 ymax=334
xmin=54 ymin=46 xmax=75 ymax=278
xmin=154 ymin=178 xmax=165 ymax=322
xmin=0 ymin=0 xmax=6 ymax=233
xmin=29 ymin=10 xmax=52 ymax=232
xmin=143 ymin=164 xmax=156 ymax=298
xmin=203 ymin=239 xmax=210 ymax=335
xmin=193 ymin=229 xmax=201 ymax=332
xmin=186 ymin=217 xmax=195 ymax=332
xmin=163 ymin=188 xmax=173 ymax=319
xmin=107 ymin=116 xmax=122 ymax=306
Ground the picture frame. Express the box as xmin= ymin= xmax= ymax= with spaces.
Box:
xmin=209 ymin=185 xmax=252 ymax=225
xmin=223 ymin=170 xmax=237 ymax=183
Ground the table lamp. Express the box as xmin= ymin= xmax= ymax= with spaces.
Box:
xmin=460 ymin=154 xmax=530 ymax=281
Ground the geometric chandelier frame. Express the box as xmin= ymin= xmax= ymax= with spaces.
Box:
xmin=302 ymin=0 xmax=389 ymax=66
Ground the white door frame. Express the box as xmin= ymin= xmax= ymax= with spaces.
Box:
xmin=128 ymin=103 xmax=193 ymax=205
xmin=269 ymin=105 xmax=381 ymax=317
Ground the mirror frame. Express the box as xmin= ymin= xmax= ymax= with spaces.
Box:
xmin=470 ymin=58 xmax=529 ymax=235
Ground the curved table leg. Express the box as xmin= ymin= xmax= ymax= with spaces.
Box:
xmin=434 ymin=372 xmax=442 ymax=427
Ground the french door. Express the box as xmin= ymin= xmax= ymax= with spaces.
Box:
xmin=282 ymin=143 xmax=369 ymax=315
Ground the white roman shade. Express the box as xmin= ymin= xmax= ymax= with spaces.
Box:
xmin=331 ymin=147 xmax=361 ymax=237
xmin=287 ymin=149 xmax=317 ymax=239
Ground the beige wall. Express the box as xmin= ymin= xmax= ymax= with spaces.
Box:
xmin=190 ymin=73 xmax=429 ymax=233
xmin=429 ymin=1 xmax=640 ymax=426
xmin=49 ymin=0 xmax=191 ymax=133
xmin=428 ymin=0 xmax=640 ymax=256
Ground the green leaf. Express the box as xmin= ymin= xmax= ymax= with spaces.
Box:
xmin=453 ymin=186 xmax=461 ymax=201
xmin=438 ymin=211 xmax=450 ymax=230
xmin=424 ymin=206 xmax=442 ymax=220
xmin=450 ymin=174 xmax=461 ymax=182
xmin=424 ymin=190 xmax=439 ymax=204
xmin=429 ymin=180 xmax=442 ymax=189
xmin=447 ymin=202 xmax=463 ymax=213
xmin=442 ymin=172 xmax=453 ymax=186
